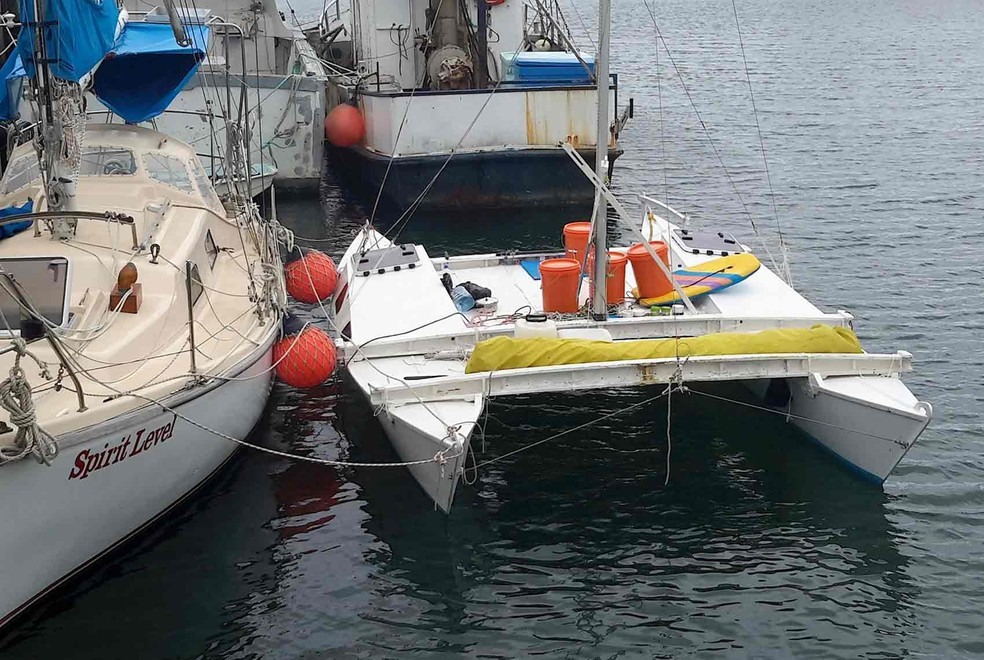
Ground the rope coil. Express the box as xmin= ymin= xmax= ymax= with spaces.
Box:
xmin=0 ymin=340 xmax=58 ymax=466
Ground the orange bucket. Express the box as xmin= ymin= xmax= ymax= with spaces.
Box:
xmin=563 ymin=222 xmax=592 ymax=265
xmin=627 ymin=241 xmax=672 ymax=299
xmin=587 ymin=250 xmax=629 ymax=304
xmin=539 ymin=258 xmax=581 ymax=313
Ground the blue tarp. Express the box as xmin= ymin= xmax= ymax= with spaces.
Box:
xmin=93 ymin=22 xmax=209 ymax=124
xmin=17 ymin=0 xmax=121 ymax=83
xmin=0 ymin=199 xmax=34 ymax=239
xmin=0 ymin=53 xmax=26 ymax=120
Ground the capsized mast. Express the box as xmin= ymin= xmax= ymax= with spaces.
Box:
xmin=590 ymin=0 xmax=612 ymax=320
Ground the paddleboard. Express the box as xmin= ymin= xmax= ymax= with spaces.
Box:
xmin=637 ymin=253 xmax=761 ymax=306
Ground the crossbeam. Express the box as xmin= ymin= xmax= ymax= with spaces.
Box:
xmin=343 ymin=312 xmax=855 ymax=360
xmin=368 ymin=351 xmax=911 ymax=405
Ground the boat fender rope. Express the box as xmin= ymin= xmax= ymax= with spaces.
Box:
xmin=0 ymin=339 xmax=58 ymax=466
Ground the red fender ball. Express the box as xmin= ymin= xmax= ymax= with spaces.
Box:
xmin=285 ymin=250 xmax=338 ymax=304
xmin=324 ymin=103 xmax=365 ymax=147
xmin=274 ymin=326 xmax=337 ymax=388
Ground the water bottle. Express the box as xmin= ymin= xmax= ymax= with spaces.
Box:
xmin=451 ymin=285 xmax=475 ymax=312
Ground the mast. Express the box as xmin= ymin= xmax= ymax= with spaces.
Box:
xmin=589 ymin=0 xmax=611 ymax=320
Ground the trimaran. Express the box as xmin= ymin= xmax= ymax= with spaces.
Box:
xmin=332 ymin=0 xmax=932 ymax=512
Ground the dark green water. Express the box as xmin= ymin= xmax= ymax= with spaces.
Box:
xmin=3 ymin=0 xmax=983 ymax=657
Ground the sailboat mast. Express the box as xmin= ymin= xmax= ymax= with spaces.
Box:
xmin=590 ymin=0 xmax=612 ymax=320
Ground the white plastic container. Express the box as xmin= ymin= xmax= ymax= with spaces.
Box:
xmin=514 ymin=317 xmax=558 ymax=339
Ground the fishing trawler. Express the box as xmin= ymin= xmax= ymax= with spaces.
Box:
xmin=0 ymin=0 xmax=287 ymax=627
xmin=330 ymin=0 xmax=932 ymax=511
xmin=313 ymin=0 xmax=631 ymax=211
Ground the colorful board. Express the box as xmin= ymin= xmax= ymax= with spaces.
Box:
xmin=638 ymin=253 xmax=761 ymax=306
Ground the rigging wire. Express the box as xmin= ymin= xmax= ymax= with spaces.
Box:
xmin=731 ymin=0 xmax=790 ymax=284
xmin=640 ymin=0 xmax=781 ymax=274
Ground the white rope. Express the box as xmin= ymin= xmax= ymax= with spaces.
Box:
xmin=0 ymin=340 xmax=59 ymax=466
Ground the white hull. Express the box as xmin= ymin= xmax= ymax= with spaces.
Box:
xmin=348 ymin=361 xmax=480 ymax=512
xmin=153 ymin=72 xmax=325 ymax=186
xmin=0 ymin=342 xmax=274 ymax=628
xmin=785 ymin=375 xmax=932 ymax=481
xmin=212 ymin=163 xmax=278 ymax=199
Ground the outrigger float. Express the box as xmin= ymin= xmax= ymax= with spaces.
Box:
xmin=330 ymin=0 xmax=932 ymax=512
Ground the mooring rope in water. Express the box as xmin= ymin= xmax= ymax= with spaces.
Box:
xmin=472 ymin=384 xmax=682 ymax=471
xmin=685 ymin=387 xmax=909 ymax=447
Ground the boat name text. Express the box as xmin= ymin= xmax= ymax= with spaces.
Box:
xmin=68 ymin=416 xmax=177 ymax=480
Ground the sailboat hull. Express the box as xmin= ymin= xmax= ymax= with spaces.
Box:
xmin=0 ymin=341 xmax=275 ymax=631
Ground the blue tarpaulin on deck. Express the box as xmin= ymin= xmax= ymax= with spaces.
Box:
xmin=17 ymin=0 xmax=121 ymax=83
xmin=93 ymin=22 xmax=210 ymax=124
xmin=0 ymin=199 xmax=34 ymax=239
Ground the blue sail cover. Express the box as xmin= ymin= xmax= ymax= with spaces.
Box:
xmin=17 ymin=0 xmax=121 ymax=82
xmin=0 ymin=53 xmax=26 ymax=120
xmin=93 ymin=22 xmax=209 ymax=124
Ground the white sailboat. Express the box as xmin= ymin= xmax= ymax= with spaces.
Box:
xmin=0 ymin=0 xmax=286 ymax=627
xmin=331 ymin=0 xmax=932 ymax=512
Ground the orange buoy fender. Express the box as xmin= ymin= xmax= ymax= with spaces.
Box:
xmin=285 ymin=249 xmax=339 ymax=304
xmin=274 ymin=317 xmax=337 ymax=388
xmin=324 ymin=103 xmax=365 ymax=147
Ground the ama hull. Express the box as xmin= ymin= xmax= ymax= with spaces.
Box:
xmin=757 ymin=375 xmax=932 ymax=482
xmin=326 ymin=144 xmax=623 ymax=212
xmin=0 ymin=342 xmax=275 ymax=631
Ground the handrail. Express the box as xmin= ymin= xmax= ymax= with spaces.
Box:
xmin=0 ymin=211 xmax=140 ymax=249
xmin=638 ymin=194 xmax=688 ymax=225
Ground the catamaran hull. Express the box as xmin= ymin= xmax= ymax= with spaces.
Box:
xmin=784 ymin=375 xmax=932 ymax=482
xmin=0 ymin=342 xmax=275 ymax=631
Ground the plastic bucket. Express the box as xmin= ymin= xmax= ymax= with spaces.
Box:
xmin=539 ymin=258 xmax=581 ymax=313
xmin=587 ymin=250 xmax=629 ymax=304
xmin=627 ymin=241 xmax=672 ymax=299
xmin=563 ymin=222 xmax=592 ymax=265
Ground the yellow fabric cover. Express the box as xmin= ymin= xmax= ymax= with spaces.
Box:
xmin=465 ymin=325 xmax=863 ymax=373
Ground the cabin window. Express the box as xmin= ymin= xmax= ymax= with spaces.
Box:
xmin=0 ymin=155 xmax=41 ymax=194
xmin=79 ymin=147 xmax=136 ymax=176
xmin=0 ymin=257 xmax=71 ymax=329
xmin=188 ymin=262 xmax=204 ymax=306
xmin=204 ymin=230 xmax=219 ymax=269
xmin=143 ymin=153 xmax=195 ymax=194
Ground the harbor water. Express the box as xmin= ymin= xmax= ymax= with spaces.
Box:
xmin=3 ymin=0 xmax=983 ymax=656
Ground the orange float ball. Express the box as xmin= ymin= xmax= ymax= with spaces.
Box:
xmin=324 ymin=103 xmax=365 ymax=147
xmin=285 ymin=250 xmax=339 ymax=304
xmin=274 ymin=326 xmax=337 ymax=388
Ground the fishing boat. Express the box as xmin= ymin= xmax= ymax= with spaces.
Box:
xmin=313 ymin=0 xmax=631 ymax=211
xmin=331 ymin=0 xmax=932 ymax=512
xmin=0 ymin=0 xmax=286 ymax=627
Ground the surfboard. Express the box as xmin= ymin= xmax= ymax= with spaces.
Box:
xmin=637 ymin=252 xmax=761 ymax=306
